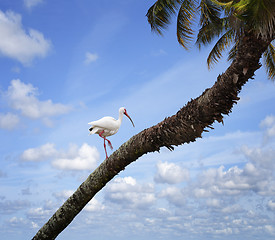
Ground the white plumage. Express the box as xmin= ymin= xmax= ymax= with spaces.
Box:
xmin=88 ymin=107 xmax=134 ymax=158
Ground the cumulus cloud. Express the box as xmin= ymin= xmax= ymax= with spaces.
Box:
xmin=260 ymin=115 xmax=275 ymax=140
xmin=84 ymin=52 xmax=98 ymax=65
xmin=0 ymin=112 xmax=19 ymax=130
xmin=159 ymin=186 xmax=186 ymax=207
xmin=21 ymin=143 xmax=57 ymax=162
xmin=191 ymin=143 xmax=275 ymax=200
xmin=154 ymin=161 xmax=189 ymax=184
xmin=5 ymin=79 xmax=71 ymax=122
xmin=241 ymin=145 xmax=275 ymax=171
xmin=85 ymin=198 xmax=105 ymax=212
xmin=7 ymin=216 xmax=28 ymax=228
xmin=52 ymin=143 xmax=99 ymax=171
xmin=22 ymin=142 xmax=100 ymax=171
xmin=105 ymin=177 xmax=156 ymax=209
xmin=0 ymin=10 xmax=51 ymax=65
xmin=24 ymin=0 xmax=43 ymax=10
xmin=193 ymin=165 xmax=257 ymax=198
xmin=27 ymin=207 xmax=52 ymax=221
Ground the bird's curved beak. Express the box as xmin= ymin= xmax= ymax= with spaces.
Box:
xmin=124 ymin=111 xmax=135 ymax=127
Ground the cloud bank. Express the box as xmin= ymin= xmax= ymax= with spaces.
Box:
xmin=0 ymin=10 xmax=51 ymax=65
xmin=21 ymin=143 xmax=100 ymax=171
xmin=0 ymin=79 xmax=72 ymax=128
xmin=0 ymin=112 xmax=19 ymax=130
xmin=154 ymin=161 xmax=189 ymax=184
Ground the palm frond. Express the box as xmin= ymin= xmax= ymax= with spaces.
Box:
xmin=177 ymin=0 xmax=197 ymax=49
xmin=263 ymin=42 xmax=275 ymax=80
xmin=248 ymin=0 xmax=275 ymax=38
xmin=196 ymin=17 xmax=227 ymax=49
xmin=207 ymin=29 xmax=235 ymax=68
xmin=209 ymin=0 xmax=233 ymax=9
xmin=221 ymin=0 xmax=275 ymax=38
xmin=146 ymin=0 xmax=181 ymax=35
xmin=200 ymin=0 xmax=223 ymax=26
xmin=227 ymin=40 xmax=238 ymax=61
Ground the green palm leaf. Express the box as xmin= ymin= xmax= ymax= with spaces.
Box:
xmin=177 ymin=0 xmax=196 ymax=49
xmin=207 ymin=29 xmax=235 ymax=68
xmin=263 ymin=42 xmax=275 ymax=80
xmin=196 ymin=0 xmax=225 ymax=49
xmin=213 ymin=0 xmax=275 ymax=38
xmin=146 ymin=0 xmax=180 ymax=35
xmin=147 ymin=0 xmax=275 ymax=81
xmin=227 ymin=41 xmax=238 ymax=61
xmin=200 ymin=0 xmax=223 ymax=26
xmin=196 ymin=18 xmax=226 ymax=49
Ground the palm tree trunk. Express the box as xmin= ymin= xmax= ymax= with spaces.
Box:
xmin=32 ymin=32 xmax=272 ymax=240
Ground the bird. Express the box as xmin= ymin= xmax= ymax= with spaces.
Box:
xmin=88 ymin=107 xmax=135 ymax=159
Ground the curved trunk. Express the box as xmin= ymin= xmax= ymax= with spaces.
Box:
xmin=32 ymin=32 xmax=272 ymax=240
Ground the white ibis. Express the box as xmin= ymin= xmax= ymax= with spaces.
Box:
xmin=88 ymin=107 xmax=135 ymax=159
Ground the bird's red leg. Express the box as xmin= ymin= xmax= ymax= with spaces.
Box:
xmin=103 ymin=139 xmax=108 ymax=159
xmin=99 ymin=130 xmax=109 ymax=159
xmin=99 ymin=131 xmax=113 ymax=150
xmin=106 ymin=139 xmax=113 ymax=150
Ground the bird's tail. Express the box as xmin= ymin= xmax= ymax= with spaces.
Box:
xmin=88 ymin=127 xmax=93 ymax=135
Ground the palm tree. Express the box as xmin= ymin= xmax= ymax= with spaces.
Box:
xmin=32 ymin=1 xmax=275 ymax=239
xmin=147 ymin=0 xmax=275 ymax=78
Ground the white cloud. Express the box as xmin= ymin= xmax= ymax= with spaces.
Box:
xmin=27 ymin=207 xmax=52 ymax=221
xmin=221 ymin=204 xmax=242 ymax=214
xmin=0 ymin=112 xmax=19 ymax=130
xmin=206 ymin=198 xmax=221 ymax=208
xmin=260 ymin=115 xmax=275 ymax=139
xmin=241 ymin=145 xmax=275 ymax=171
xmin=52 ymin=143 xmax=99 ymax=171
xmin=191 ymin=142 xmax=275 ymax=199
xmin=21 ymin=142 xmax=100 ymax=171
xmin=159 ymin=186 xmax=186 ymax=207
xmin=31 ymin=221 xmax=39 ymax=229
xmin=154 ymin=161 xmax=189 ymax=184
xmin=24 ymin=0 xmax=43 ymax=10
xmin=21 ymin=143 xmax=57 ymax=162
xmin=0 ymin=10 xmax=51 ymax=65
xmin=192 ymin=165 xmax=250 ymax=198
xmin=84 ymin=52 xmax=98 ymax=65
xmin=6 ymin=79 xmax=71 ymax=121
xmin=105 ymin=177 xmax=156 ymax=209
xmin=85 ymin=198 xmax=105 ymax=212
xmin=7 ymin=216 xmax=27 ymax=227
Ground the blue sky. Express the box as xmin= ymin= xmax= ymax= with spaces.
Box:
xmin=0 ymin=0 xmax=275 ymax=239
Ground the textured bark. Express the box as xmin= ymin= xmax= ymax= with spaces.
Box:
xmin=32 ymin=32 xmax=272 ymax=240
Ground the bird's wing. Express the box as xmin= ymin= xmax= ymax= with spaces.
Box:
xmin=89 ymin=126 xmax=101 ymax=135
xmin=88 ymin=116 xmax=117 ymax=130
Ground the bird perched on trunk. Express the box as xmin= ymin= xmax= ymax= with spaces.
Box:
xmin=88 ymin=107 xmax=135 ymax=159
